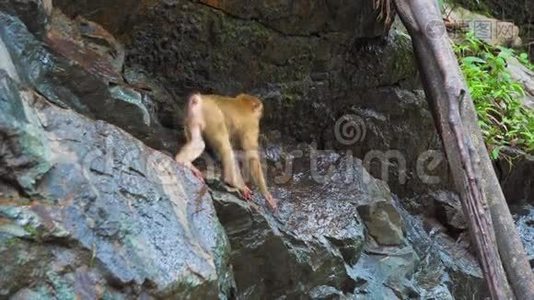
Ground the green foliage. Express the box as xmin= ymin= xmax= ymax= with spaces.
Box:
xmin=453 ymin=32 xmax=534 ymax=156
xmin=518 ymin=52 xmax=534 ymax=72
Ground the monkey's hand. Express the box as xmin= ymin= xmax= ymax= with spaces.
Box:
xmin=265 ymin=193 xmax=278 ymax=211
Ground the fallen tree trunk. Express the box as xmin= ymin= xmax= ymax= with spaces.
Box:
xmin=393 ymin=0 xmax=534 ymax=299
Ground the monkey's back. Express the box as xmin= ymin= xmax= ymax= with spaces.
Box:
xmin=203 ymin=94 xmax=259 ymax=131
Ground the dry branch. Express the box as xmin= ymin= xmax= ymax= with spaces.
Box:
xmin=393 ymin=0 xmax=534 ymax=299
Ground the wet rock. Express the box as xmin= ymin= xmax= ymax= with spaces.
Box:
xmin=211 ymin=188 xmax=362 ymax=299
xmin=122 ymin=65 xmax=184 ymax=133
xmin=0 ymin=10 xmax=178 ymax=152
xmin=351 ymin=245 xmax=420 ymax=299
xmin=513 ymin=205 xmax=534 ymax=264
xmin=53 ymin=0 xmax=142 ymax=35
xmin=358 ymin=200 xmax=404 ymax=246
xmin=0 ymin=72 xmax=234 ymax=298
xmin=403 ymin=190 xmax=467 ymax=235
xmin=0 ymin=31 xmax=20 ymax=82
xmin=0 ymin=0 xmax=52 ymax=36
xmin=319 ymin=86 xmax=452 ymax=197
xmin=496 ymin=147 xmax=534 ymax=205
xmin=45 ymin=9 xmax=125 ymax=84
xmin=125 ymin=0 xmax=448 ymax=197
xmin=399 ymin=206 xmax=488 ymax=299
xmin=203 ymin=142 xmax=480 ymax=298
xmin=208 ymin=147 xmax=383 ymax=298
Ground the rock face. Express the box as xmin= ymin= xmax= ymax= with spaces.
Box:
xmin=208 ymin=144 xmax=486 ymax=299
xmin=52 ymin=0 xmax=141 ymax=35
xmin=0 ymin=72 xmax=233 ymax=298
xmin=0 ymin=0 xmax=52 ymax=36
xmin=0 ymin=7 xmax=181 ymax=153
xmin=496 ymin=148 xmax=534 ymax=205
xmin=121 ymin=0 xmax=451 ymax=197
xmin=48 ymin=0 xmax=450 ymax=198
xmin=0 ymin=1 xmax=524 ymax=299
xmin=0 ymin=72 xmax=487 ymax=298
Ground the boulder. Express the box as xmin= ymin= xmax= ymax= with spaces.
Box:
xmin=0 ymin=0 xmax=52 ymax=36
xmin=206 ymin=143 xmax=485 ymax=298
xmin=0 ymin=9 xmax=180 ymax=152
xmin=0 ymin=72 xmax=233 ymax=298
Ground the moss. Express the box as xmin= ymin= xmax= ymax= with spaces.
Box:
xmin=387 ymin=32 xmax=417 ymax=81
xmin=23 ymin=224 xmax=39 ymax=238
xmin=3 ymin=236 xmax=19 ymax=248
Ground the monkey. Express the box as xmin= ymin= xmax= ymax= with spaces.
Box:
xmin=175 ymin=93 xmax=277 ymax=210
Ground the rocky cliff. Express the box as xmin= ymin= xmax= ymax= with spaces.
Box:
xmin=0 ymin=0 xmax=532 ymax=299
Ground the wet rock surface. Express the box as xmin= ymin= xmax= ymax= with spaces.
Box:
xmin=0 ymin=62 xmax=487 ymax=297
xmin=1 ymin=1 xmax=532 ymax=299
xmin=0 ymin=0 xmax=52 ymax=36
xmin=0 ymin=7 xmax=180 ymax=152
xmin=122 ymin=0 xmax=451 ymax=198
xmin=512 ymin=205 xmax=534 ymax=264
xmin=206 ymin=145 xmax=486 ymax=298
xmin=53 ymin=0 xmax=141 ymax=35
xmin=0 ymin=73 xmax=233 ymax=298
xmin=496 ymin=149 xmax=534 ymax=207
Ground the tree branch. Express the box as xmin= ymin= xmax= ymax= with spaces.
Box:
xmin=393 ymin=0 xmax=534 ymax=298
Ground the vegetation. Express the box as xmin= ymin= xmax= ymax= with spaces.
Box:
xmin=453 ymin=32 xmax=534 ymax=158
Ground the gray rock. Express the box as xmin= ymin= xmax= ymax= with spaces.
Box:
xmin=513 ymin=205 xmax=534 ymax=264
xmin=358 ymin=200 xmax=405 ymax=246
xmin=0 ymin=2 xmax=502 ymax=299
xmin=0 ymin=0 xmax=52 ymax=36
xmin=0 ymin=72 xmax=234 ymax=298
xmin=399 ymin=206 xmax=488 ymax=299
xmin=202 ymin=142 xmax=481 ymax=298
xmin=53 ymin=0 xmax=141 ymax=35
xmin=496 ymin=147 xmax=534 ymax=205
xmin=0 ymin=10 xmax=178 ymax=152
xmin=507 ymin=56 xmax=534 ymax=110
xmin=123 ymin=1 xmax=450 ymax=197
xmin=453 ymin=0 xmax=534 ymax=41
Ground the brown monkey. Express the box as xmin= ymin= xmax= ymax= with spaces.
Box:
xmin=175 ymin=93 xmax=277 ymax=210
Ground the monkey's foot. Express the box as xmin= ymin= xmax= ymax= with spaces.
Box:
xmin=220 ymin=184 xmax=248 ymax=199
xmin=265 ymin=194 xmax=278 ymax=211
xmin=176 ymin=162 xmax=205 ymax=182
xmin=189 ymin=166 xmax=205 ymax=182
xmin=236 ymin=185 xmax=253 ymax=201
